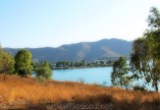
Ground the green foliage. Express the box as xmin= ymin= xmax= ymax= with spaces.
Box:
xmin=35 ymin=61 xmax=52 ymax=80
xmin=111 ymin=56 xmax=130 ymax=89
xmin=0 ymin=47 xmax=15 ymax=74
xmin=130 ymin=37 xmax=149 ymax=74
xmin=14 ymin=50 xmax=33 ymax=77
xmin=131 ymin=7 xmax=160 ymax=92
xmin=56 ymin=61 xmax=70 ymax=68
xmin=55 ymin=60 xmax=112 ymax=69
xmin=148 ymin=7 xmax=160 ymax=30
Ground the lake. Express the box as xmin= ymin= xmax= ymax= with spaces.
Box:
xmin=53 ymin=67 xmax=112 ymax=86
xmin=53 ymin=67 xmax=158 ymax=91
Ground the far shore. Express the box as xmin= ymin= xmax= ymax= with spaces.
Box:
xmin=53 ymin=65 xmax=112 ymax=70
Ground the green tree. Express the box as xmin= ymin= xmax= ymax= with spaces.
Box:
xmin=131 ymin=7 xmax=160 ymax=92
xmin=130 ymin=37 xmax=148 ymax=75
xmin=14 ymin=50 xmax=33 ymax=77
xmin=148 ymin=7 xmax=160 ymax=30
xmin=35 ymin=61 xmax=52 ymax=80
xmin=0 ymin=47 xmax=14 ymax=73
xmin=0 ymin=46 xmax=15 ymax=80
xmin=1 ymin=52 xmax=15 ymax=73
xmin=111 ymin=56 xmax=130 ymax=89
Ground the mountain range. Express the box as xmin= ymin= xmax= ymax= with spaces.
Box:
xmin=4 ymin=38 xmax=132 ymax=62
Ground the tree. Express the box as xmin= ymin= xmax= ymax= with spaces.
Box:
xmin=1 ymin=52 xmax=15 ymax=73
xmin=14 ymin=50 xmax=33 ymax=77
xmin=130 ymin=37 xmax=148 ymax=74
xmin=148 ymin=7 xmax=160 ymax=30
xmin=0 ymin=47 xmax=14 ymax=72
xmin=131 ymin=7 xmax=160 ymax=92
xmin=111 ymin=56 xmax=130 ymax=89
xmin=35 ymin=61 xmax=52 ymax=80
xmin=0 ymin=46 xmax=15 ymax=80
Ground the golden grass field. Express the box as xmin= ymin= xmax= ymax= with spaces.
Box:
xmin=0 ymin=74 xmax=160 ymax=110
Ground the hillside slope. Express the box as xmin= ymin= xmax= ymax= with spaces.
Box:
xmin=4 ymin=38 xmax=132 ymax=62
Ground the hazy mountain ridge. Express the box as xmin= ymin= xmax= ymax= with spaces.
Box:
xmin=4 ymin=38 xmax=132 ymax=62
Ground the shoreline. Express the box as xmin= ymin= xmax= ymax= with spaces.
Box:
xmin=53 ymin=65 xmax=112 ymax=70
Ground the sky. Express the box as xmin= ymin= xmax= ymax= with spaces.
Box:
xmin=0 ymin=0 xmax=160 ymax=48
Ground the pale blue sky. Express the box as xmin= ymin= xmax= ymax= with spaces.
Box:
xmin=0 ymin=0 xmax=160 ymax=48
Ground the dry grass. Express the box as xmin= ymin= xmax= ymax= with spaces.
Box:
xmin=0 ymin=74 xmax=108 ymax=103
xmin=0 ymin=74 xmax=160 ymax=110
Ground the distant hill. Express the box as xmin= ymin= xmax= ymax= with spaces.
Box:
xmin=4 ymin=38 xmax=132 ymax=62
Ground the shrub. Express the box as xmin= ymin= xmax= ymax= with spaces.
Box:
xmin=35 ymin=61 xmax=52 ymax=80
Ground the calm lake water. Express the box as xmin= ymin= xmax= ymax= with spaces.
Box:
xmin=53 ymin=67 xmax=112 ymax=86
xmin=53 ymin=67 xmax=158 ymax=91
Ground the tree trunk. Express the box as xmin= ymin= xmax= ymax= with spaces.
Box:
xmin=154 ymin=81 xmax=158 ymax=92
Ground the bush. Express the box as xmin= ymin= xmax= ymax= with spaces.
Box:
xmin=35 ymin=61 xmax=52 ymax=80
xmin=17 ymin=67 xmax=31 ymax=77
